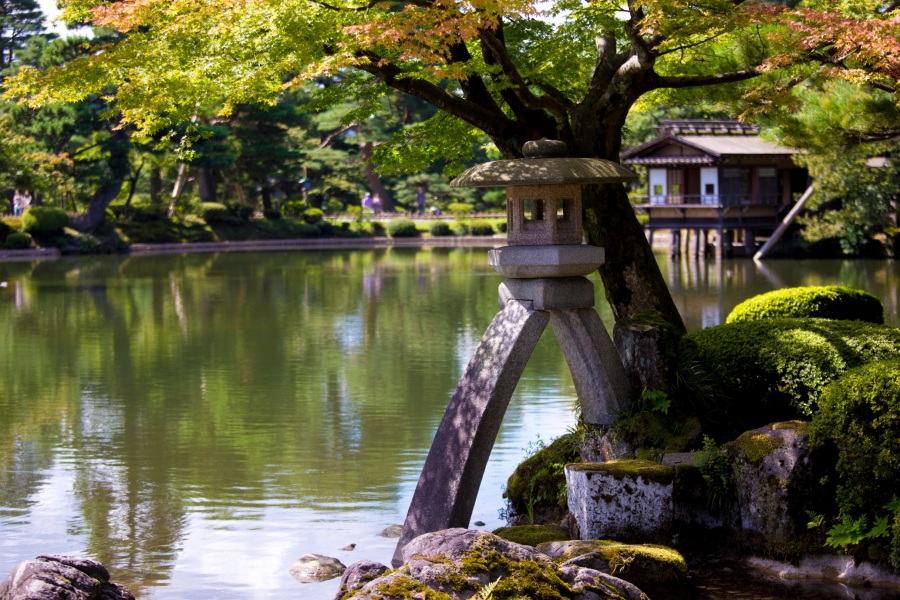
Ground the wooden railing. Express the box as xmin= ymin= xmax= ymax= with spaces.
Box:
xmin=641 ymin=194 xmax=782 ymax=206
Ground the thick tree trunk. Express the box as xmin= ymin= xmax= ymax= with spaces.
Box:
xmin=70 ymin=128 xmax=129 ymax=232
xmin=69 ymin=178 xmax=126 ymax=232
xmin=197 ymin=168 xmax=217 ymax=203
xmin=583 ymin=183 xmax=685 ymax=334
xmin=149 ymin=167 xmax=162 ymax=205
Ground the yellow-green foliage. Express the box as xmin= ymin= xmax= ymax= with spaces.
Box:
xmin=726 ymin=286 xmax=883 ymax=324
xmin=492 ymin=525 xmax=569 ymax=547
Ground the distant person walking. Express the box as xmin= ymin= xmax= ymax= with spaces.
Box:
xmin=361 ymin=191 xmax=373 ymax=213
xmin=12 ymin=190 xmax=23 ymax=216
xmin=415 ymin=186 xmax=427 ymax=216
xmin=22 ymin=191 xmax=31 ymax=213
xmin=372 ymin=193 xmax=382 ymax=215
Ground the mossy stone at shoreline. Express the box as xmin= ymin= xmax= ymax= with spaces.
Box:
xmin=568 ymin=459 xmax=673 ymax=485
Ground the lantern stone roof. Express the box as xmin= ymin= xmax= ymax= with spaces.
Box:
xmin=452 ymin=138 xmax=637 ymax=188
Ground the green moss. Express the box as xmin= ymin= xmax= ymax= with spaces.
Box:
xmin=569 ymin=459 xmax=673 ymax=485
xmin=726 ymin=285 xmax=884 ymax=324
xmin=627 ymin=309 xmax=676 ymax=328
xmin=504 ymin=433 xmax=580 ymax=524
xmin=492 ymin=525 xmax=569 ymax=547
xmin=684 ymin=318 xmax=900 ymax=434
xmin=537 ymin=540 xmax=686 ymax=589
xmin=771 ymin=420 xmax=809 ymax=435
xmin=369 ymin=575 xmax=453 ymax=599
xmin=731 ymin=431 xmax=782 ymax=464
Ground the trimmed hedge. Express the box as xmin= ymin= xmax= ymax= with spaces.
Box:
xmin=429 ymin=221 xmax=453 ymax=237
xmin=5 ymin=231 xmax=33 ymax=249
xmin=22 ymin=206 xmax=69 ymax=234
xmin=386 ymin=218 xmax=420 ymax=238
xmin=683 ymin=318 xmax=900 ymax=435
xmin=302 ymin=207 xmax=324 ymax=225
xmin=200 ymin=202 xmax=230 ymax=223
xmin=726 ymin=286 xmax=883 ymax=324
xmin=470 ymin=223 xmax=495 ymax=236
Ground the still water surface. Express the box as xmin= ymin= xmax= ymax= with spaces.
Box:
xmin=1 ymin=248 xmax=898 ymax=599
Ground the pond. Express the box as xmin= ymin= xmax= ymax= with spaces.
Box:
xmin=1 ymin=247 xmax=898 ymax=599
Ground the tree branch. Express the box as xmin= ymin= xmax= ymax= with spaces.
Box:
xmin=478 ymin=29 xmax=572 ymax=135
xmin=651 ymin=67 xmax=761 ymax=89
xmin=355 ymin=51 xmax=518 ymax=142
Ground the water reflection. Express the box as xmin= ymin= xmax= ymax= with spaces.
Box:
xmin=0 ymin=250 xmax=898 ymax=599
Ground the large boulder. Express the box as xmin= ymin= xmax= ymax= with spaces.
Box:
xmin=730 ymin=421 xmax=833 ymax=555
xmin=0 ymin=555 xmax=133 ymax=600
xmin=336 ymin=528 xmax=646 ymax=599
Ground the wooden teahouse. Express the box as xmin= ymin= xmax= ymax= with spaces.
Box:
xmin=622 ymin=120 xmax=810 ymax=258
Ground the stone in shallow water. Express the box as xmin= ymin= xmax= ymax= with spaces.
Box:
xmin=0 ymin=555 xmax=134 ymax=600
xmin=289 ymin=554 xmax=346 ymax=583
xmin=378 ymin=525 xmax=403 ymax=538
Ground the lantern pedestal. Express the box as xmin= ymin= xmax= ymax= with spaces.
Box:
xmin=391 ymin=277 xmax=630 ymax=566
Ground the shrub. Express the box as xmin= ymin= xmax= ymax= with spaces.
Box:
xmin=683 ymin=318 xmax=900 ymax=436
xmin=324 ymin=198 xmax=343 ymax=215
xmin=429 ymin=221 xmax=453 ymax=237
xmin=498 ymin=222 xmax=508 ymax=233
xmin=470 ymin=223 xmax=495 ymax=236
xmin=301 ymin=207 xmax=324 ymax=225
xmin=447 ymin=202 xmax=474 ymax=217
xmin=22 ymin=206 xmax=69 ymax=234
xmin=5 ymin=231 xmax=32 ymax=249
xmin=200 ymin=202 xmax=230 ymax=223
xmin=812 ymin=359 xmax=900 ymax=567
xmin=234 ymin=204 xmax=255 ymax=220
xmin=386 ymin=218 xmax=420 ymax=238
xmin=726 ymin=286 xmax=883 ymax=324
xmin=262 ymin=208 xmax=282 ymax=220
xmin=125 ymin=205 xmax=168 ymax=222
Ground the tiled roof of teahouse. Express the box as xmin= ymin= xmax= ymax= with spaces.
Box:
xmin=676 ymin=135 xmax=796 ymax=156
xmin=624 ymin=155 xmax=716 ymax=165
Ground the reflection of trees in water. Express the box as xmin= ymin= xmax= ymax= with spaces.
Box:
xmin=0 ymin=247 xmax=514 ymax=591
xmin=657 ymin=256 xmax=900 ymax=330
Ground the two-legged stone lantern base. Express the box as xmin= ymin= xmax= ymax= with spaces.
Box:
xmin=392 ymin=140 xmax=637 ymax=566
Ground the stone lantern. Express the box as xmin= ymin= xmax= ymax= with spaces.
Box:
xmin=392 ymin=139 xmax=637 ymax=566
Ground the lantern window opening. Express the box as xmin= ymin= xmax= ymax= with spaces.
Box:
xmin=522 ymin=198 xmax=546 ymax=224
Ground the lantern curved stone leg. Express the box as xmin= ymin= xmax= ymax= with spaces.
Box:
xmin=548 ymin=308 xmax=630 ymax=425
xmin=391 ymin=300 xmax=550 ymax=567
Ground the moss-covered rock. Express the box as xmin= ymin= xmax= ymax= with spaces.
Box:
xmin=344 ymin=529 xmax=645 ymax=600
xmin=726 ymin=285 xmax=883 ymax=324
xmin=492 ymin=525 xmax=570 ymax=547
xmin=538 ymin=539 xmax=687 ymax=589
xmin=504 ymin=433 xmax=581 ymax=525
xmin=729 ymin=422 xmax=834 ymax=558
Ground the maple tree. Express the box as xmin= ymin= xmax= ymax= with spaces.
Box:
xmin=4 ymin=0 xmax=899 ymax=333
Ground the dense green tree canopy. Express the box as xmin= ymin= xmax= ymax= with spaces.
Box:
xmin=5 ymin=0 xmax=899 ymax=330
